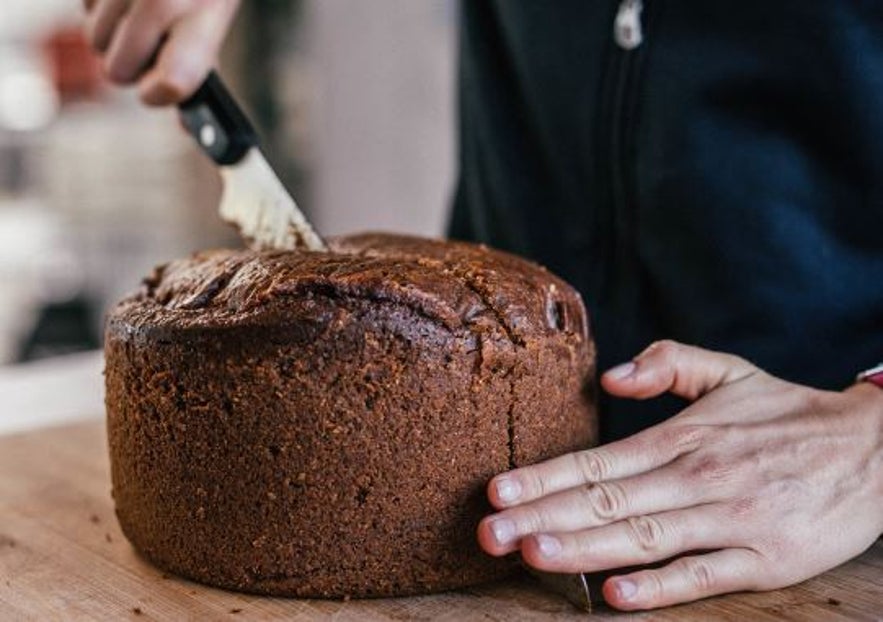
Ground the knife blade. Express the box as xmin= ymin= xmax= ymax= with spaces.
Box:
xmin=178 ymin=71 xmax=326 ymax=252
xmin=525 ymin=567 xmax=593 ymax=612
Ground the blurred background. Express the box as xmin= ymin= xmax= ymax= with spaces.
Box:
xmin=0 ymin=0 xmax=457 ymax=376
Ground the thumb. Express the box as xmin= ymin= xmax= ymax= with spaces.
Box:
xmin=601 ymin=340 xmax=757 ymax=402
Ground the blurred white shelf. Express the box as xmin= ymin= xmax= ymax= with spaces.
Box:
xmin=0 ymin=349 xmax=103 ymax=436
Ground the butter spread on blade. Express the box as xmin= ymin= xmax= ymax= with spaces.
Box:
xmin=219 ymin=149 xmax=326 ymax=252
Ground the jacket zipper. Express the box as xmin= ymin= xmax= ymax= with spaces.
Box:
xmin=608 ymin=0 xmax=644 ymax=263
xmin=596 ymin=0 xmax=648 ymax=438
xmin=614 ymin=0 xmax=644 ymax=50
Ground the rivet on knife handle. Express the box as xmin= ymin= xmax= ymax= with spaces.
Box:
xmin=179 ymin=70 xmax=258 ymax=166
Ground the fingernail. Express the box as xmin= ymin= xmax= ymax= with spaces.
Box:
xmin=535 ymin=534 xmax=562 ymax=558
xmin=495 ymin=477 xmax=522 ymax=504
xmin=615 ymin=578 xmax=638 ymax=601
xmin=606 ymin=361 xmax=636 ymax=380
xmin=489 ymin=519 xmax=517 ymax=546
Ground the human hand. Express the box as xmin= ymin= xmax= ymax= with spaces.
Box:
xmin=478 ymin=340 xmax=883 ymax=610
xmin=83 ymin=0 xmax=241 ymax=105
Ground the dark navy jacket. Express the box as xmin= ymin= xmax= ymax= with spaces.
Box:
xmin=449 ymin=1 xmax=883 ymax=441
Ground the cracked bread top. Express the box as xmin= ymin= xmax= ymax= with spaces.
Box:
xmin=111 ymin=232 xmax=591 ymax=348
xmin=104 ymin=232 xmax=598 ymax=597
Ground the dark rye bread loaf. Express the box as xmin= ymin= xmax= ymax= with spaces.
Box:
xmin=105 ymin=232 xmax=597 ymax=598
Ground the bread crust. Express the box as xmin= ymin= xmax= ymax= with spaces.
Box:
xmin=105 ymin=233 xmax=597 ymax=597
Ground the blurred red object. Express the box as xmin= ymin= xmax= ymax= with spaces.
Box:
xmin=42 ymin=27 xmax=104 ymax=104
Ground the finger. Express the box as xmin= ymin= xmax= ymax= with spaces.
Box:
xmin=83 ymin=0 xmax=100 ymax=11
xmin=602 ymin=340 xmax=758 ymax=402
xmin=601 ymin=549 xmax=763 ymax=611
xmin=479 ymin=466 xmax=712 ymax=556
xmin=104 ymin=0 xmax=189 ymax=84
xmin=517 ymin=506 xmax=732 ymax=572
xmin=139 ymin=0 xmax=239 ymax=105
xmin=487 ymin=422 xmax=708 ymax=509
xmin=85 ymin=0 xmax=131 ymax=53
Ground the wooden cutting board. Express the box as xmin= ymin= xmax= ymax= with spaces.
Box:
xmin=1 ymin=420 xmax=881 ymax=621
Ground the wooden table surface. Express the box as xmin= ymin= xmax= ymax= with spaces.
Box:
xmin=1 ymin=420 xmax=881 ymax=621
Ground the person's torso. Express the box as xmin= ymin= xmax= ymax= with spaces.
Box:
xmin=450 ymin=0 xmax=883 ymax=441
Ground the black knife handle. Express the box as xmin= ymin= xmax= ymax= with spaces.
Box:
xmin=179 ymin=70 xmax=258 ymax=165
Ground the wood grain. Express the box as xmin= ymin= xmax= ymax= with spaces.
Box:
xmin=1 ymin=421 xmax=881 ymax=621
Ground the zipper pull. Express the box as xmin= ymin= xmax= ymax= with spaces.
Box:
xmin=614 ymin=0 xmax=644 ymax=50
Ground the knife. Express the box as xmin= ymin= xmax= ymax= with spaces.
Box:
xmin=525 ymin=567 xmax=593 ymax=612
xmin=178 ymin=70 xmax=327 ymax=252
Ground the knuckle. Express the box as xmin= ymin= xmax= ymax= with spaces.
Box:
xmin=647 ymin=339 xmax=679 ymax=361
xmin=104 ymin=57 xmax=135 ymax=85
xmin=686 ymin=453 xmax=733 ymax=484
xmin=519 ymin=504 xmax=552 ymax=534
xmin=667 ymin=424 xmax=708 ymax=454
xmin=678 ymin=557 xmax=716 ymax=592
xmin=582 ymin=481 xmax=625 ymax=521
xmin=642 ymin=569 xmax=667 ymax=604
xmin=729 ymin=495 xmax=757 ymax=519
xmin=729 ymin=353 xmax=751 ymax=370
xmin=572 ymin=449 xmax=610 ymax=483
xmin=627 ymin=515 xmax=665 ymax=554
xmin=525 ymin=469 xmax=546 ymax=499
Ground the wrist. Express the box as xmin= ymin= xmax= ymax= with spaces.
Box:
xmin=845 ymin=381 xmax=883 ymax=534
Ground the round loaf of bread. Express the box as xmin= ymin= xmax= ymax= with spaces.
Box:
xmin=105 ymin=233 xmax=597 ymax=598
